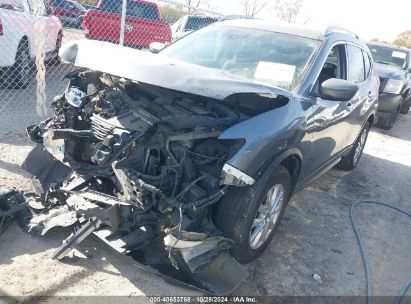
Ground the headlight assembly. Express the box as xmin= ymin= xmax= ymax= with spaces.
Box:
xmin=383 ymin=79 xmax=405 ymax=94
xmin=221 ymin=164 xmax=255 ymax=186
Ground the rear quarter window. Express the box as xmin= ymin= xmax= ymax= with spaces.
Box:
xmin=362 ymin=50 xmax=371 ymax=79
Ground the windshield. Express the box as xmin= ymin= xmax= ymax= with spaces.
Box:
xmin=367 ymin=44 xmax=409 ymax=70
xmin=185 ymin=16 xmax=218 ymax=31
xmin=161 ymin=25 xmax=320 ymax=91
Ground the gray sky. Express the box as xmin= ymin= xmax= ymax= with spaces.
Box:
xmin=184 ymin=0 xmax=411 ymax=42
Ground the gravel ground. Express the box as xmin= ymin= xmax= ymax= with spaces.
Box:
xmin=0 ymin=58 xmax=410 ymax=299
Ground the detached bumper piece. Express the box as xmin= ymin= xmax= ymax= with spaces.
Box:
xmin=14 ymin=145 xmax=248 ymax=295
xmin=0 ymin=189 xmax=27 ymax=234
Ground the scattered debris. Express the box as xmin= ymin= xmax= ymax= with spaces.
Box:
xmin=0 ymin=189 xmax=27 ymax=235
xmin=312 ymin=273 xmax=322 ymax=281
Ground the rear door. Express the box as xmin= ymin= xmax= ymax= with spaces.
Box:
xmin=343 ymin=45 xmax=376 ymax=148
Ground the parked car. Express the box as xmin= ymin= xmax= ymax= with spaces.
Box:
xmin=366 ymin=42 xmax=411 ymax=129
xmin=219 ymin=15 xmax=256 ymax=21
xmin=82 ymin=0 xmax=171 ymax=48
xmin=47 ymin=0 xmax=86 ymax=28
xmin=171 ymin=15 xmax=218 ymax=40
xmin=25 ymin=20 xmax=378 ymax=292
xmin=0 ymin=0 xmax=62 ymax=88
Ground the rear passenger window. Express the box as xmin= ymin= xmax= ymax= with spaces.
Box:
xmin=363 ymin=51 xmax=371 ymax=79
xmin=347 ymin=45 xmax=366 ymax=83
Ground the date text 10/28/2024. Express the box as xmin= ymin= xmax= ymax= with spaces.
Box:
xmin=149 ymin=297 xmax=258 ymax=303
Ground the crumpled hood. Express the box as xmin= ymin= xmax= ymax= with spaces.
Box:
xmin=374 ymin=64 xmax=406 ymax=80
xmin=59 ymin=40 xmax=292 ymax=101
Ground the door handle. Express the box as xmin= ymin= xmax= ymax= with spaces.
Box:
xmin=368 ymin=92 xmax=376 ymax=100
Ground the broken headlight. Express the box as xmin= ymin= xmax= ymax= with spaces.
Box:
xmin=219 ymin=139 xmax=254 ymax=186
xmin=221 ymin=164 xmax=255 ymax=187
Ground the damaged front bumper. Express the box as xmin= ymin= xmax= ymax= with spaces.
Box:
xmin=9 ymin=145 xmax=248 ymax=295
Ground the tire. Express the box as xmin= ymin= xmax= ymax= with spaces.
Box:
xmin=213 ymin=165 xmax=291 ymax=264
xmin=7 ymin=40 xmax=32 ymax=89
xmin=48 ymin=31 xmax=62 ymax=65
xmin=376 ymin=110 xmax=398 ymax=130
xmin=400 ymin=98 xmax=411 ymax=114
xmin=337 ymin=122 xmax=370 ymax=171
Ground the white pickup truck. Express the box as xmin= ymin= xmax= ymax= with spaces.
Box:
xmin=171 ymin=15 xmax=218 ymax=41
xmin=0 ymin=0 xmax=62 ymax=88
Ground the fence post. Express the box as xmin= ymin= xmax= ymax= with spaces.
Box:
xmin=119 ymin=0 xmax=127 ymax=46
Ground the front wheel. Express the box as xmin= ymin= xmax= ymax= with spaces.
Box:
xmin=337 ymin=122 xmax=370 ymax=171
xmin=213 ymin=165 xmax=291 ymax=264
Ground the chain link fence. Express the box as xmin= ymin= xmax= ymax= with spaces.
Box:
xmin=0 ymin=0 xmax=222 ymax=138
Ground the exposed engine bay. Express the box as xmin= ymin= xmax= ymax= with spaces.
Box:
xmin=7 ymin=69 xmax=290 ymax=293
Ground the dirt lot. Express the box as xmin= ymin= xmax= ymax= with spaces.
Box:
xmin=0 ymin=63 xmax=410 ymax=299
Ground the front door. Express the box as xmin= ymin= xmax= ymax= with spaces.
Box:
xmin=307 ymin=43 xmax=354 ymax=174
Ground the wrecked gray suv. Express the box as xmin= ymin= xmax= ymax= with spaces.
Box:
xmin=16 ymin=21 xmax=378 ymax=293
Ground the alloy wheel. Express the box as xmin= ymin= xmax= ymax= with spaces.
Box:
xmin=354 ymin=127 xmax=368 ymax=165
xmin=249 ymin=184 xmax=285 ymax=250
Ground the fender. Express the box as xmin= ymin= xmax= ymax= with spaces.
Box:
xmin=256 ymin=147 xmax=303 ymax=179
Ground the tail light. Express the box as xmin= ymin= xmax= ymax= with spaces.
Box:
xmin=0 ymin=18 xmax=3 ymax=36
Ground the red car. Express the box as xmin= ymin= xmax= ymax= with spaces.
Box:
xmin=82 ymin=0 xmax=171 ymax=48
xmin=48 ymin=0 xmax=86 ymax=28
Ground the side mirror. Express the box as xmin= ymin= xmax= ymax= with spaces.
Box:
xmin=320 ymin=78 xmax=359 ymax=101
xmin=149 ymin=42 xmax=165 ymax=54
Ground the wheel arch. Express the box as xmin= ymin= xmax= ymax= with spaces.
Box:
xmin=18 ymin=35 xmax=31 ymax=58
xmin=367 ymin=114 xmax=375 ymax=126
xmin=257 ymin=148 xmax=303 ymax=192
xmin=402 ymin=88 xmax=410 ymax=101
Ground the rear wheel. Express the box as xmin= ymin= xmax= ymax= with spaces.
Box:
xmin=7 ymin=40 xmax=32 ymax=89
xmin=400 ymin=98 xmax=411 ymax=114
xmin=213 ymin=165 xmax=291 ymax=264
xmin=337 ymin=122 xmax=370 ymax=171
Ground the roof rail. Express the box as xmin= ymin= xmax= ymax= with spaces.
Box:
xmin=325 ymin=26 xmax=359 ymax=39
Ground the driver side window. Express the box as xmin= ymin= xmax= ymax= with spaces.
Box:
xmin=313 ymin=44 xmax=347 ymax=96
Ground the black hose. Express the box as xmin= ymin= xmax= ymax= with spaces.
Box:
xmin=350 ymin=200 xmax=411 ymax=304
